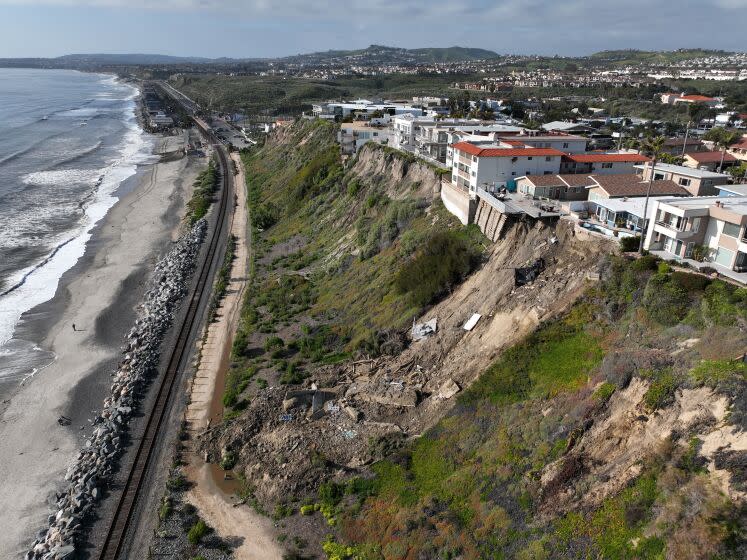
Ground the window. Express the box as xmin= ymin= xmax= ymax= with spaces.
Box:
xmin=563 ymin=142 xmax=569 ymax=148
xmin=544 ymin=171 xmax=552 ymax=175
xmin=601 ymin=162 xmax=613 ymax=169
xmin=471 ymin=171 xmax=476 ymax=177
xmin=678 ymin=177 xmax=691 ymax=187
xmin=452 ymin=175 xmax=457 ymax=183
xmin=528 ymin=156 xmax=533 ymax=160
xmin=473 ymin=156 xmax=477 ymax=162
xmin=526 ymin=171 xmax=531 ymax=175
xmin=722 ymin=221 xmax=741 ymax=238
xmin=545 ymin=156 xmax=553 ymax=161
xmin=511 ymin=172 xmax=516 ymax=176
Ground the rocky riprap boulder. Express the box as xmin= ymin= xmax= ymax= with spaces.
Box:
xmin=27 ymin=219 xmax=207 ymax=560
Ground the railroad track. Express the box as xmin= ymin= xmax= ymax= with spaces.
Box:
xmin=97 ymin=118 xmax=232 ymax=560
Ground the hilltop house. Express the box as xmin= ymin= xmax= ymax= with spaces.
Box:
xmin=683 ymin=151 xmax=738 ymax=172
xmin=586 ymin=174 xmax=689 ymax=202
xmin=644 ymin=196 xmax=747 ymax=280
xmin=560 ymin=153 xmax=651 ymax=175
xmin=515 ymin=174 xmax=595 ymax=201
xmin=635 ymin=163 xmax=730 ymax=196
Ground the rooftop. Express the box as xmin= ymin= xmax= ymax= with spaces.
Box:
xmin=518 ymin=174 xmax=596 ymax=188
xmin=565 ymin=153 xmax=651 ymax=163
xmin=663 ymin=137 xmax=703 ymax=146
xmin=589 ymin=174 xmax=689 ymax=197
xmin=719 ymin=185 xmax=747 ymax=196
xmin=634 ymin=162 xmax=730 ymax=179
xmin=595 ymin=196 xmax=674 ymax=218
xmin=686 ymin=151 xmax=738 ymax=163
xmin=452 ymin=141 xmax=564 ymax=158
xmin=657 ymin=195 xmax=747 ymax=215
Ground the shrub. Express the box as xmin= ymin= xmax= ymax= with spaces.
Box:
xmin=632 ymin=254 xmax=658 ymax=271
xmin=264 ymin=336 xmax=285 ymax=351
xmin=396 ymin=230 xmax=481 ymax=307
xmin=691 ymin=359 xmax=747 ymax=386
xmin=593 ymin=382 xmax=617 ymax=403
xmin=187 ymin=519 xmax=210 ymax=545
xmin=279 ymin=362 xmax=306 ymax=385
xmin=300 ymin=504 xmax=315 ymax=516
xmin=671 ymin=271 xmax=710 ymax=293
xmin=643 ymin=273 xmax=688 ymax=325
xmin=219 ymin=450 xmax=237 ymax=471
xmin=619 ymin=236 xmax=641 ymax=253
xmin=643 ymin=370 xmax=679 ymax=411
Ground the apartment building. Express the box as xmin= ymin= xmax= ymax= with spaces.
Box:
xmin=560 ymin=153 xmax=650 ymax=175
xmin=635 ymin=163 xmax=730 ymax=196
xmin=511 ymin=133 xmax=588 ymax=154
xmin=415 ymin=122 xmax=523 ymax=162
xmin=450 ymin=141 xmax=564 ymax=191
xmin=644 ymin=196 xmax=747 ymax=275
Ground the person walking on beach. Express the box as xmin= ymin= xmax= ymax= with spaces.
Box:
xmin=72 ymin=323 xmax=76 ymax=332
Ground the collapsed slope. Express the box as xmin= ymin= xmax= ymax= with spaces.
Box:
xmin=196 ymin=119 xmax=633 ymax=557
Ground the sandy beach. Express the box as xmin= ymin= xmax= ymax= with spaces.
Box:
xmin=0 ymin=132 xmax=205 ymax=558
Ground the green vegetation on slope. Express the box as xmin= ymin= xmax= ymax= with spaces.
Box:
xmin=223 ymin=119 xmax=483 ymax=413
xmin=328 ymin=256 xmax=747 ymax=560
xmin=186 ymin=159 xmax=219 ymax=225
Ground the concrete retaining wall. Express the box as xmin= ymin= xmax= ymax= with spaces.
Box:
xmin=440 ymin=181 xmax=475 ymax=225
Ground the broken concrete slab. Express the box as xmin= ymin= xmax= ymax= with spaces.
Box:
xmin=346 ymin=380 xmax=418 ymax=407
xmin=412 ymin=317 xmax=437 ymax=341
xmin=438 ymin=378 xmax=461 ymax=399
xmin=463 ymin=313 xmax=482 ymax=331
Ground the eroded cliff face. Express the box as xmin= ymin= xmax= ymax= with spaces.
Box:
xmin=202 ymin=123 xmax=747 ymax=559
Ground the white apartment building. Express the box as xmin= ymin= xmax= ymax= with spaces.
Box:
xmin=450 ymin=141 xmax=564 ymax=191
xmin=512 ymin=134 xmax=588 ymax=154
xmin=313 ymin=100 xmax=425 ymax=119
xmin=644 ymin=196 xmax=747 ymax=275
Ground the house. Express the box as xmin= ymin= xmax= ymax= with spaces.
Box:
xmin=540 ymin=121 xmax=594 ymax=134
xmin=590 ymin=195 xmax=672 ymax=234
xmin=586 ymin=174 xmax=689 ymax=202
xmin=415 ymin=122 xmax=523 ymax=162
xmin=683 ymin=151 xmax=739 ymax=172
xmin=635 ymin=163 xmax=730 ymax=196
xmin=659 ymin=93 xmax=722 ymax=108
xmin=560 ymin=153 xmax=651 ymax=175
xmin=727 ymin=137 xmax=747 ymax=162
xmin=644 ymin=196 xmax=747 ymax=278
xmin=661 ymin=137 xmax=706 ymax=156
xmin=449 ymin=141 xmax=563 ymax=191
xmin=515 ymin=174 xmax=595 ymax=201
xmin=718 ymin=185 xmax=747 ymax=197
xmin=338 ymin=122 xmax=390 ymax=155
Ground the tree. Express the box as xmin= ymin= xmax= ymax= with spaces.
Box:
xmin=703 ymin=128 xmax=742 ymax=173
xmin=638 ymin=136 xmax=666 ymax=255
xmin=728 ymin=162 xmax=747 ymax=184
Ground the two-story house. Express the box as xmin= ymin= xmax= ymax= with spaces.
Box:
xmin=635 ymin=163 xmax=730 ymax=196
xmin=644 ymin=196 xmax=747 ymax=276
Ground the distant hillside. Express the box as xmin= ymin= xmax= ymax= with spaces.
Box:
xmin=56 ymin=53 xmax=214 ymax=65
xmin=282 ymin=44 xmax=499 ymax=64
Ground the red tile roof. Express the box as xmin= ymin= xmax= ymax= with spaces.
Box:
xmin=680 ymin=95 xmax=715 ymax=102
xmin=564 ymin=153 xmax=651 ymax=163
xmin=686 ymin=151 xmax=738 ymax=163
xmin=452 ymin=142 xmax=565 ymax=158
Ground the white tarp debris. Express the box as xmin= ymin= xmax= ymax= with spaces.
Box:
xmin=412 ymin=318 xmax=437 ymax=340
xmin=463 ymin=313 xmax=482 ymax=331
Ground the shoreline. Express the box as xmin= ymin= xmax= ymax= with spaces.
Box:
xmin=0 ymin=129 xmax=205 ymax=558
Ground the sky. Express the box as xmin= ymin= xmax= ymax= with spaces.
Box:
xmin=1 ymin=0 xmax=746 ymax=59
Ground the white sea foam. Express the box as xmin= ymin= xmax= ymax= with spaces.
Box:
xmin=22 ymin=168 xmax=103 ymax=187
xmin=0 ymin=80 xmax=155 ymax=347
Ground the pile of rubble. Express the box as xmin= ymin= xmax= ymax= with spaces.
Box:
xmin=26 ymin=220 xmax=207 ymax=560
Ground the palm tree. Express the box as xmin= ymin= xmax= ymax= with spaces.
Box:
xmin=638 ymin=135 xmax=666 ymax=255
xmin=716 ymin=131 xmax=742 ymax=173
xmin=705 ymin=127 xmax=742 ymax=173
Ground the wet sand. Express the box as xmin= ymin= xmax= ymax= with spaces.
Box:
xmin=0 ymin=133 xmax=204 ymax=558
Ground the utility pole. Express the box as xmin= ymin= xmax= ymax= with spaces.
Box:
xmin=638 ymin=157 xmax=657 ymax=255
xmin=681 ymin=121 xmax=691 ymax=159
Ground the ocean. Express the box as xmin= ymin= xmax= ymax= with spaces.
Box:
xmin=0 ymin=68 xmax=155 ymax=386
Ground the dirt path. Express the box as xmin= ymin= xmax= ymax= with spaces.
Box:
xmin=184 ymin=152 xmax=282 ymax=560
